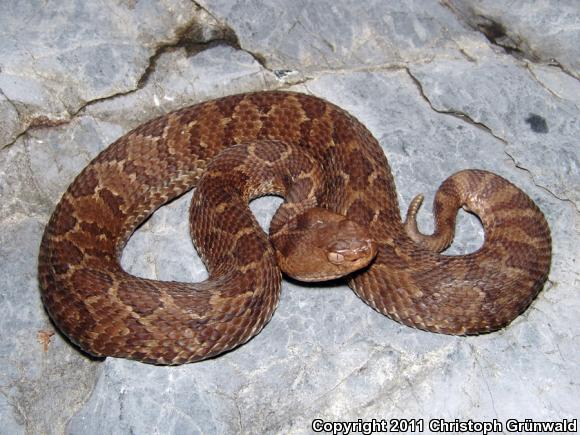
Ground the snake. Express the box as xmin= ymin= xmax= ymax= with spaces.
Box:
xmin=38 ymin=91 xmax=552 ymax=365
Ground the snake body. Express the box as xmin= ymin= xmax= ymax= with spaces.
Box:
xmin=38 ymin=91 xmax=551 ymax=364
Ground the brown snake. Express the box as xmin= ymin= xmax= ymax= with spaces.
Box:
xmin=38 ymin=91 xmax=552 ymax=365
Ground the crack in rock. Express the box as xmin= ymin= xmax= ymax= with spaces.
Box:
xmin=503 ymin=150 xmax=579 ymax=213
xmin=73 ymin=8 xmax=240 ymax=116
xmin=191 ymin=0 xmax=274 ymax=74
xmin=441 ymin=0 xmax=535 ymax=62
xmin=545 ymin=60 xmax=580 ymax=83
xmin=1 ymin=4 xmax=240 ymax=151
xmin=441 ymin=0 xmax=580 ymax=81
xmin=0 ymin=8 xmax=302 ymax=153
xmin=525 ymin=65 xmax=566 ymax=102
xmin=405 ymin=67 xmax=507 ymax=143
xmin=0 ymin=86 xmax=21 ymax=117
xmin=405 ymin=67 xmax=578 ymax=212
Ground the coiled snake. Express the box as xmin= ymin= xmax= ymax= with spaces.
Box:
xmin=38 ymin=91 xmax=551 ymax=364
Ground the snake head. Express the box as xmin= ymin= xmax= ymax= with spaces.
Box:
xmin=271 ymin=207 xmax=378 ymax=282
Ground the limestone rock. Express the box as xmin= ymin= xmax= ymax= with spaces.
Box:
xmin=1 ymin=1 xmax=578 ymax=433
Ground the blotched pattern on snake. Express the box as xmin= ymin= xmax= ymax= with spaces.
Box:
xmin=38 ymin=91 xmax=551 ymax=364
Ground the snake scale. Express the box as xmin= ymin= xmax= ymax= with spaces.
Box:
xmin=38 ymin=91 xmax=551 ymax=365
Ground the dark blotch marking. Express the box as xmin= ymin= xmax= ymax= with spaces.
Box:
xmin=54 ymin=200 xmax=77 ymax=235
xmin=370 ymin=173 xmax=394 ymax=199
xmin=80 ymin=221 xmax=113 ymax=239
xmin=300 ymin=95 xmax=327 ymax=120
xmin=272 ymin=233 xmax=296 ymax=259
xmin=54 ymin=239 xmax=84 ymax=266
xmin=71 ymin=268 xmax=113 ymax=298
xmin=186 ymin=121 xmax=221 ymax=160
xmin=287 ymin=177 xmax=313 ymax=202
xmin=53 ymin=263 xmax=70 ymax=275
xmin=234 ymin=233 xmax=265 ymax=266
xmin=298 ymin=118 xmax=314 ymax=148
xmin=505 ymin=245 xmax=540 ymax=270
xmin=438 ymin=176 xmax=459 ymax=198
xmin=70 ymin=168 xmax=99 ymax=197
xmin=488 ymin=193 xmax=533 ymax=215
xmin=525 ymin=114 xmax=548 ymax=133
xmin=117 ymin=279 xmax=163 ymax=316
xmin=347 ymin=198 xmax=375 ymax=225
xmin=250 ymin=93 xmax=277 ymax=115
xmin=330 ymin=174 xmax=346 ymax=192
xmin=499 ymin=216 xmax=548 ymax=239
xmin=214 ymin=94 xmax=245 ymax=118
xmin=347 ymin=151 xmax=374 ymax=189
xmin=99 ymin=188 xmax=126 ymax=217
xmin=175 ymin=105 xmax=202 ymax=125
xmin=136 ymin=116 xmax=167 ymax=138
xmin=329 ymin=109 xmax=359 ymax=146
xmin=122 ymin=159 xmax=139 ymax=177
xmin=259 ymin=144 xmax=284 ymax=163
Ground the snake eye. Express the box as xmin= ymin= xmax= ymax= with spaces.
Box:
xmin=327 ymin=252 xmax=345 ymax=264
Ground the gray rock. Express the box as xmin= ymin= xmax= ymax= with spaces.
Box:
xmin=0 ymin=0 xmax=227 ymax=149
xmin=1 ymin=0 xmax=578 ymax=433
xmin=198 ymin=0 xmax=472 ymax=73
xmin=85 ymin=45 xmax=277 ymax=129
xmin=409 ymin=57 xmax=580 ymax=207
xmin=0 ymin=90 xmax=22 ymax=147
xmin=445 ymin=0 xmax=580 ymax=79
xmin=528 ymin=64 xmax=580 ymax=110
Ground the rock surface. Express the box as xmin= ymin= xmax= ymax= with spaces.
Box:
xmin=0 ymin=1 xmax=578 ymax=434
xmin=445 ymin=0 xmax=580 ymax=79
